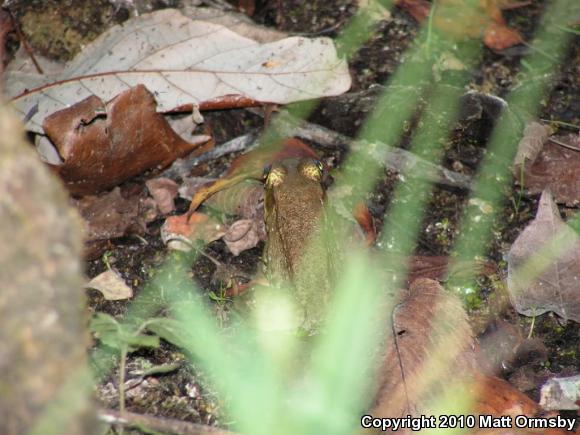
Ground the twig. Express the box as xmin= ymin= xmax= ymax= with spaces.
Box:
xmin=99 ymin=409 xmax=238 ymax=435
xmin=271 ymin=113 xmax=473 ymax=190
xmin=162 ymin=132 xmax=258 ymax=180
xmin=549 ymin=136 xmax=580 ymax=152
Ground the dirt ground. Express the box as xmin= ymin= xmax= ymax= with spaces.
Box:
xmin=5 ymin=0 xmax=579 ymax=432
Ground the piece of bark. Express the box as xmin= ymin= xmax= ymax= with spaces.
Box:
xmin=0 ymin=104 xmax=96 ymax=434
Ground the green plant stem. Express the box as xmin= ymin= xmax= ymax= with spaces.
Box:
xmin=118 ymin=347 xmax=128 ymax=435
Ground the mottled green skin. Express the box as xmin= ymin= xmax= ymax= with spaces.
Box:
xmin=263 ymin=158 xmax=333 ymax=333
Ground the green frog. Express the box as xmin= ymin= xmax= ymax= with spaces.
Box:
xmin=263 ymin=157 xmax=334 ymax=334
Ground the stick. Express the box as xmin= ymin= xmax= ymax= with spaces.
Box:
xmin=270 ymin=112 xmax=473 ymax=190
xmin=162 ymin=132 xmax=258 ymax=180
xmin=99 ymin=409 xmax=238 ymax=435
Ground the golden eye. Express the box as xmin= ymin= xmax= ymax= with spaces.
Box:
xmin=266 ymin=166 xmax=286 ymax=187
xmin=299 ymin=158 xmax=323 ymax=182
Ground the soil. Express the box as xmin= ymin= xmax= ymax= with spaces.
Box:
xmin=5 ymin=0 xmax=579 ymax=433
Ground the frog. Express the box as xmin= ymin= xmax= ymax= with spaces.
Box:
xmin=263 ymin=157 xmax=334 ymax=334
xmin=161 ymin=138 xmax=372 ymax=331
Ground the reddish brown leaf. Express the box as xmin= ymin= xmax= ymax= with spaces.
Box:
xmin=395 ymin=0 xmax=431 ymax=21
xmin=43 ymin=85 xmax=211 ymax=196
xmin=483 ymin=21 xmax=523 ymax=51
xmin=73 ymin=186 xmax=151 ymax=259
xmin=372 ymin=278 xmax=477 ymax=418
xmin=471 ymin=374 xmax=568 ymax=434
xmin=353 ymin=202 xmax=376 ymax=246
xmin=397 ymin=0 xmax=524 ymax=50
xmin=161 ymin=212 xmax=225 ymax=252
xmin=520 ymin=134 xmax=580 ymax=206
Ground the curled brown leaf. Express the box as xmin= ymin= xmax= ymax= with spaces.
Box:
xmin=44 ymin=85 xmax=211 ymax=196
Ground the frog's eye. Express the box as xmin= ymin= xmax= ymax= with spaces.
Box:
xmin=299 ymin=159 xmax=323 ymax=182
xmin=262 ymin=164 xmax=272 ymax=180
xmin=265 ymin=166 xmax=286 ymax=187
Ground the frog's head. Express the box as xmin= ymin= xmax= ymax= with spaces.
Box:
xmin=263 ymin=158 xmax=332 ymax=333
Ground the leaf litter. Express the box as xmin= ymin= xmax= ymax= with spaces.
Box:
xmin=6 ymin=0 xmax=576 ymax=432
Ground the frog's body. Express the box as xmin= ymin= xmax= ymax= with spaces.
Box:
xmin=263 ymin=158 xmax=334 ymax=333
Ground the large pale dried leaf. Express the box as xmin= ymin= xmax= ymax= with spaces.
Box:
xmin=507 ymin=189 xmax=580 ymax=322
xmin=372 ymin=279 xmax=477 ymax=418
xmin=8 ymin=9 xmax=351 ymax=133
xmin=181 ymin=5 xmax=286 ymax=43
xmin=520 ymin=134 xmax=580 ymax=206
xmin=44 ymin=85 xmax=211 ymax=195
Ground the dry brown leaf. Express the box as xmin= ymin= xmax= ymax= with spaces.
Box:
xmin=161 ymin=212 xmax=226 ymax=252
xmin=477 ymin=319 xmax=523 ymax=375
xmin=146 ymin=177 xmax=179 ymax=215
xmin=372 ymin=278 xmax=477 ymax=419
xmin=44 ymin=85 xmax=211 ymax=196
xmin=520 ymin=134 xmax=580 ymax=206
xmin=507 ymin=189 xmax=580 ymax=322
xmin=396 ymin=0 xmax=523 ymax=50
xmin=470 ymin=374 xmax=570 ymax=434
xmin=85 ymin=269 xmax=133 ymax=301
xmin=223 ymin=219 xmax=261 ymax=255
xmin=513 ymin=121 xmax=552 ymax=167
xmin=73 ymin=186 xmax=151 ymax=259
